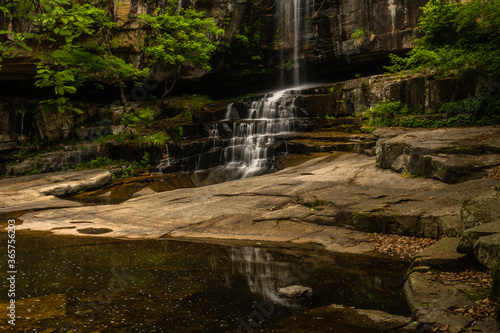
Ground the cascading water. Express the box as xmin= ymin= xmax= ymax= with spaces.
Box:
xmin=221 ymin=87 xmax=304 ymax=179
xmin=156 ymin=1 xmax=313 ymax=180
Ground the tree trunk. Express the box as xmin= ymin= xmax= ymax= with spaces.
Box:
xmin=160 ymin=66 xmax=180 ymax=104
xmin=120 ymin=86 xmax=128 ymax=114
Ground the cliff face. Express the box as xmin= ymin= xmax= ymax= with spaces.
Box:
xmin=0 ymin=0 xmax=426 ymax=83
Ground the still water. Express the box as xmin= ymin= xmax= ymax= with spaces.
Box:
xmin=0 ymin=231 xmax=409 ymax=332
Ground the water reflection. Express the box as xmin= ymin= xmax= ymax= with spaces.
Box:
xmin=228 ymin=247 xmax=301 ymax=307
xmin=0 ymin=232 xmax=409 ymax=332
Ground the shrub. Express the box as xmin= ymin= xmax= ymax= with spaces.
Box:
xmin=363 ymin=100 xmax=412 ymax=127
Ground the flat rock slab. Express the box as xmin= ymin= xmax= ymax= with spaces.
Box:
xmin=0 ymin=169 xmax=111 ymax=215
xmin=412 ymin=237 xmax=469 ymax=271
xmin=375 ymin=126 xmax=500 ymax=183
xmin=11 ymin=154 xmax=499 ymax=252
xmin=405 ymin=272 xmax=475 ymax=332
xmin=405 ymin=272 xmax=500 ymax=332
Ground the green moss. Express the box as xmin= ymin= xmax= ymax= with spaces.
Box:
xmin=464 ymin=285 xmax=489 ymax=301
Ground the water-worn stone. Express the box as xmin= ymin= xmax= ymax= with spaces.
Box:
xmin=404 ymin=272 xmax=475 ymax=333
xmin=411 ymin=237 xmax=469 ymax=272
xmin=457 ymin=222 xmax=500 ymax=254
xmin=277 ymin=303 xmax=415 ymax=333
xmin=375 ymin=127 xmax=500 ymax=183
xmin=13 ymin=153 xmax=499 ymax=247
xmin=474 ymin=233 xmax=500 ymax=269
xmin=461 ymin=189 xmax=500 ymax=229
xmin=278 ymin=285 xmax=313 ymax=298
xmin=0 ymin=169 xmax=111 ymax=214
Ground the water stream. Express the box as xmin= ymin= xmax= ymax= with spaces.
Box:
xmin=156 ymin=0 xmax=313 ymax=180
xmin=220 ymin=87 xmax=304 ymax=179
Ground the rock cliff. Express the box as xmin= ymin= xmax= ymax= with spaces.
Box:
xmin=0 ymin=0 xmax=426 ymax=86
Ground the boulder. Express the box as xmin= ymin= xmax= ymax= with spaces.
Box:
xmin=457 ymin=222 xmax=500 ymax=254
xmin=278 ymin=285 xmax=313 ymax=298
xmin=375 ymin=127 xmax=500 ymax=183
xmin=461 ymin=189 xmax=500 ymax=229
xmin=405 ymin=272 xmax=475 ymax=333
xmin=474 ymin=233 xmax=500 ymax=269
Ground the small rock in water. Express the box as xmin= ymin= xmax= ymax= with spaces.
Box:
xmin=278 ymin=285 xmax=313 ymax=298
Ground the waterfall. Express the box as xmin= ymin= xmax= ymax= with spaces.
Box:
xmin=154 ymin=1 xmax=313 ymax=179
xmin=209 ymin=124 xmax=219 ymax=148
xmin=388 ymin=0 xmax=397 ymax=32
xmin=276 ymin=0 xmax=311 ymax=87
xmin=221 ymin=87 xmax=302 ymax=179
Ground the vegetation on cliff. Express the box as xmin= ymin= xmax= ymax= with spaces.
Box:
xmin=139 ymin=0 xmax=223 ymax=103
xmin=0 ymin=0 xmax=221 ymax=112
xmin=387 ymin=0 xmax=500 ymax=77
xmin=364 ymin=0 xmax=500 ymax=128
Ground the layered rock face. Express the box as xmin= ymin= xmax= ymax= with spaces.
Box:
xmin=0 ymin=0 xmax=426 ymax=82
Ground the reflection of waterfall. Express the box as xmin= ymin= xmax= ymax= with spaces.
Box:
xmin=228 ymin=247 xmax=301 ymax=307
xmin=221 ymin=87 xmax=302 ymax=179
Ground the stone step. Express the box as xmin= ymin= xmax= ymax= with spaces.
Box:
xmin=324 ymin=117 xmax=362 ymax=126
xmin=411 ymin=237 xmax=470 ymax=272
xmin=323 ymin=124 xmax=363 ymax=133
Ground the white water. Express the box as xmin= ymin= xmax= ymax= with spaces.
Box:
xmin=222 ymin=87 xmax=304 ymax=178
xmin=276 ymin=0 xmax=311 ymax=87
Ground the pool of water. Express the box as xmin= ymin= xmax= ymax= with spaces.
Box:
xmin=0 ymin=231 xmax=410 ymax=332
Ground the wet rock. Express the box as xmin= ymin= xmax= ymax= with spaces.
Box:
xmin=132 ymin=187 xmax=157 ymax=197
xmin=278 ymin=303 xmax=415 ymax=333
xmin=0 ymin=294 xmax=67 ymax=321
xmin=278 ymin=285 xmax=313 ymax=298
xmin=77 ymin=227 xmax=114 ymax=235
xmin=411 ymin=237 xmax=469 ymax=272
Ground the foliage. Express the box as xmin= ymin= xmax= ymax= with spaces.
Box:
xmin=120 ymin=107 xmax=156 ymax=127
xmin=0 ymin=0 xmax=148 ymax=113
xmin=351 ymin=28 xmax=366 ymax=48
xmin=139 ymin=152 xmax=151 ymax=168
xmin=400 ymin=90 xmax=500 ymax=128
xmin=281 ymin=60 xmax=294 ymax=71
xmin=139 ymin=1 xmax=223 ymax=102
xmin=74 ymin=153 xmax=151 ymax=177
xmin=386 ymin=0 xmax=500 ymax=77
xmin=75 ymin=156 xmax=115 ymax=170
xmin=140 ymin=132 xmax=170 ymax=147
xmin=365 ymin=88 xmax=500 ymax=128
xmin=363 ymin=100 xmax=412 ymax=126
